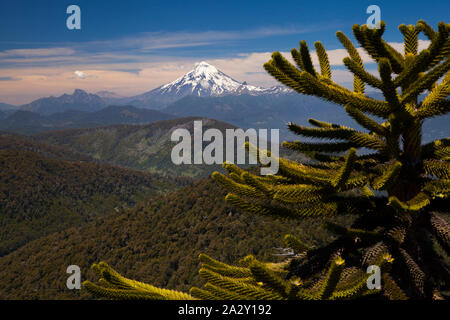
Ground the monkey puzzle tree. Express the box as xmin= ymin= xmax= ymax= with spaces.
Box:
xmin=84 ymin=20 xmax=449 ymax=300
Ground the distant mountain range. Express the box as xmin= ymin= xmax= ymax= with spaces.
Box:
xmin=0 ymin=105 xmax=174 ymax=134
xmin=1 ymin=61 xmax=447 ymax=142
xmin=13 ymin=61 xmax=293 ymax=115
xmin=95 ymin=90 xmax=124 ymax=99
xmin=19 ymin=89 xmax=107 ymax=115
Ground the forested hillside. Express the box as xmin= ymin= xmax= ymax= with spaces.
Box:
xmin=33 ymin=117 xmax=308 ymax=179
xmin=0 ymin=177 xmax=353 ymax=299
xmin=0 ymin=133 xmax=94 ymax=162
xmin=0 ymin=148 xmax=190 ymax=256
xmin=34 ymin=117 xmax=241 ymax=178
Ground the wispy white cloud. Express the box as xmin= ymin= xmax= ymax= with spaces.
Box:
xmin=73 ymin=70 xmax=97 ymax=79
xmin=0 ymin=25 xmax=314 ymax=64
xmin=79 ymin=25 xmax=322 ymax=52
xmin=74 ymin=70 xmax=87 ymax=79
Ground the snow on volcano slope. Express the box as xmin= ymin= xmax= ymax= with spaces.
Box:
xmin=157 ymin=61 xmax=266 ymax=97
xmin=120 ymin=61 xmax=293 ymax=109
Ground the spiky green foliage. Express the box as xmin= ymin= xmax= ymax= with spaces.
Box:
xmin=83 ymin=262 xmax=195 ymax=300
xmin=85 ymin=20 xmax=449 ymax=300
xmin=210 ymin=20 xmax=450 ymax=300
xmin=85 ymin=254 xmax=384 ymax=300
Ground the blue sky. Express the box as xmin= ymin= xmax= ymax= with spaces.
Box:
xmin=0 ymin=0 xmax=448 ymax=104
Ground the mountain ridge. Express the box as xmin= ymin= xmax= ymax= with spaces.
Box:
xmin=0 ymin=102 xmax=16 ymax=111
xmin=33 ymin=117 xmax=241 ymax=178
xmin=20 ymin=89 xmax=107 ymax=115
xmin=0 ymin=105 xmax=174 ymax=134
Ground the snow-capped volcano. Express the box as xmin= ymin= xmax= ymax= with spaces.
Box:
xmin=121 ymin=61 xmax=292 ymax=109
xmin=157 ymin=61 xmax=266 ymax=97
